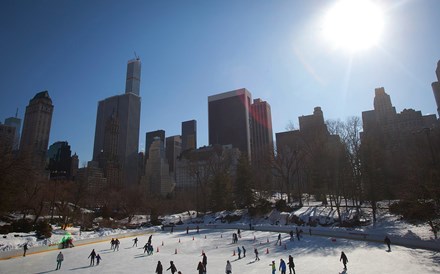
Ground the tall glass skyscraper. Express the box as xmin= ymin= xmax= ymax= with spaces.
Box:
xmin=93 ymin=58 xmax=141 ymax=186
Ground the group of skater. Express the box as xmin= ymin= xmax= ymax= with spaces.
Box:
xmin=269 ymin=255 xmax=296 ymax=274
xmin=40 ymin=226 xmax=393 ymax=272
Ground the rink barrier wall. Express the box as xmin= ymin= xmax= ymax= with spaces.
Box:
xmin=0 ymin=228 xmax=157 ymax=260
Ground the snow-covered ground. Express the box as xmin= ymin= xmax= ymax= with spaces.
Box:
xmin=1 ymin=228 xmax=439 ymax=274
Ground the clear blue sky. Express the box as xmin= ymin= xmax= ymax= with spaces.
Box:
xmin=1 ymin=0 xmax=439 ymax=165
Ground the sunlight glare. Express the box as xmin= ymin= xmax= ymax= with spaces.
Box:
xmin=323 ymin=0 xmax=384 ymax=51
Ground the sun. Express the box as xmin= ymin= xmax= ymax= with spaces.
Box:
xmin=323 ymin=0 xmax=384 ymax=52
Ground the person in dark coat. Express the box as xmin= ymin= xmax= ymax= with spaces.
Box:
xmin=288 ymin=255 xmax=295 ymax=274
xmin=242 ymin=246 xmax=246 ymax=257
xmin=197 ymin=261 xmax=205 ymax=274
xmin=56 ymin=251 xmax=64 ymax=270
xmin=96 ymin=254 xmax=102 ymax=266
xmin=167 ymin=261 xmax=177 ymax=274
xmin=384 ymin=236 xmax=391 ymax=251
xmin=254 ymin=248 xmax=260 ymax=261
xmin=133 ymin=237 xmax=138 ymax=247
xmin=148 ymin=235 xmax=153 ymax=245
xmin=156 ymin=261 xmax=163 ymax=274
xmin=23 ymin=243 xmax=28 ymax=257
xmin=237 ymin=246 xmax=241 ymax=259
xmin=202 ymin=252 xmax=207 ymax=272
xmin=276 ymin=233 xmax=282 ymax=245
xmin=88 ymin=249 xmax=96 ymax=266
xmin=289 ymin=230 xmax=294 ymax=241
xmin=340 ymin=251 xmax=348 ymax=269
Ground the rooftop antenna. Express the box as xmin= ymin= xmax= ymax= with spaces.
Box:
xmin=134 ymin=51 xmax=139 ymax=60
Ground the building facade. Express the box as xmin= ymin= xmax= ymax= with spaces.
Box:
xmin=432 ymin=60 xmax=440 ymax=118
xmin=19 ymin=91 xmax=54 ymax=172
xmin=143 ymin=137 xmax=175 ymax=196
xmin=250 ymin=98 xmax=274 ymax=167
xmin=4 ymin=114 xmax=21 ymax=151
xmin=47 ymin=141 xmax=73 ymax=180
xmin=181 ymin=120 xmax=197 ymax=152
xmin=166 ymin=135 xmax=182 ymax=174
xmin=208 ymin=88 xmax=252 ymax=159
xmin=0 ymin=124 xmax=16 ymax=154
xmin=92 ymin=58 xmax=141 ymax=186
xmin=145 ymin=130 xmax=165 ymax=159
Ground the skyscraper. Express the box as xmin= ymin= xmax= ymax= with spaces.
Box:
xmin=47 ymin=141 xmax=72 ymax=180
xmin=145 ymin=130 xmax=165 ymax=159
xmin=93 ymin=58 xmax=141 ymax=186
xmin=208 ymin=88 xmax=252 ymax=159
xmin=181 ymin=120 xmax=197 ymax=151
xmin=166 ymin=135 xmax=182 ymax=173
xmin=4 ymin=111 xmax=21 ymax=151
xmin=432 ymin=60 xmax=440 ymax=118
xmin=20 ymin=91 xmax=54 ymax=172
xmin=250 ymin=98 xmax=274 ymax=167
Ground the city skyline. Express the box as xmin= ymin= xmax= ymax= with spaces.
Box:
xmin=1 ymin=0 xmax=439 ymax=165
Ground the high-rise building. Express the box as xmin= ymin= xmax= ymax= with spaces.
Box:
xmin=20 ymin=91 xmax=54 ymax=172
xmin=166 ymin=135 xmax=182 ymax=174
xmin=250 ymin=98 xmax=274 ymax=167
xmin=208 ymin=88 xmax=252 ymax=159
xmin=432 ymin=60 xmax=440 ymax=118
xmin=143 ymin=137 xmax=175 ymax=196
xmin=0 ymin=123 xmax=16 ymax=154
xmin=181 ymin=120 xmax=197 ymax=151
xmin=93 ymin=58 xmax=141 ymax=186
xmin=47 ymin=141 xmax=72 ymax=180
xmin=145 ymin=130 xmax=165 ymax=159
xmin=4 ymin=111 xmax=21 ymax=151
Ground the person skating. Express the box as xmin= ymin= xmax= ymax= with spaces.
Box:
xmin=279 ymin=259 xmax=286 ymax=274
xmin=144 ymin=243 xmax=150 ymax=253
xmin=23 ymin=243 xmax=28 ymax=257
xmin=340 ymin=251 xmax=348 ymax=269
xmin=254 ymin=248 xmax=260 ymax=261
xmin=96 ymin=254 xmax=102 ymax=266
xmin=110 ymin=238 xmax=115 ymax=250
xmin=237 ymin=246 xmax=241 ymax=259
xmin=56 ymin=251 xmax=64 ymax=270
xmin=289 ymin=230 xmax=294 ymax=241
xmin=288 ymin=255 xmax=296 ymax=274
xmin=88 ymin=249 xmax=96 ymax=266
xmin=202 ymin=252 xmax=207 ymax=273
xmin=242 ymin=246 xmax=246 ymax=257
xmin=270 ymin=260 xmax=276 ymax=274
xmin=156 ymin=261 xmax=163 ymax=274
xmin=197 ymin=261 xmax=205 ymax=274
xmin=276 ymin=233 xmax=281 ymax=245
xmin=225 ymin=260 xmax=232 ymax=274
xmin=167 ymin=261 xmax=177 ymax=274
xmin=384 ymin=236 xmax=391 ymax=251
xmin=114 ymin=238 xmax=120 ymax=251
xmin=133 ymin=237 xmax=138 ymax=247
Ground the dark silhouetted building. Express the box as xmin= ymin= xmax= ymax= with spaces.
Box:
xmin=20 ymin=91 xmax=54 ymax=172
xmin=432 ymin=60 xmax=440 ymax=118
xmin=181 ymin=120 xmax=197 ymax=151
xmin=166 ymin=135 xmax=181 ymax=174
xmin=93 ymin=58 xmax=141 ymax=186
xmin=47 ymin=141 xmax=73 ymax=180
xmin=250 ymin=98 xmax=274 ymax=167
xmin=4 ymin=112 xmax=21 ymax=151
xmin=0 ymin=123 xmax=16 ymax=154
xmin=208 ymin=88 xmax=252 ymax=159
